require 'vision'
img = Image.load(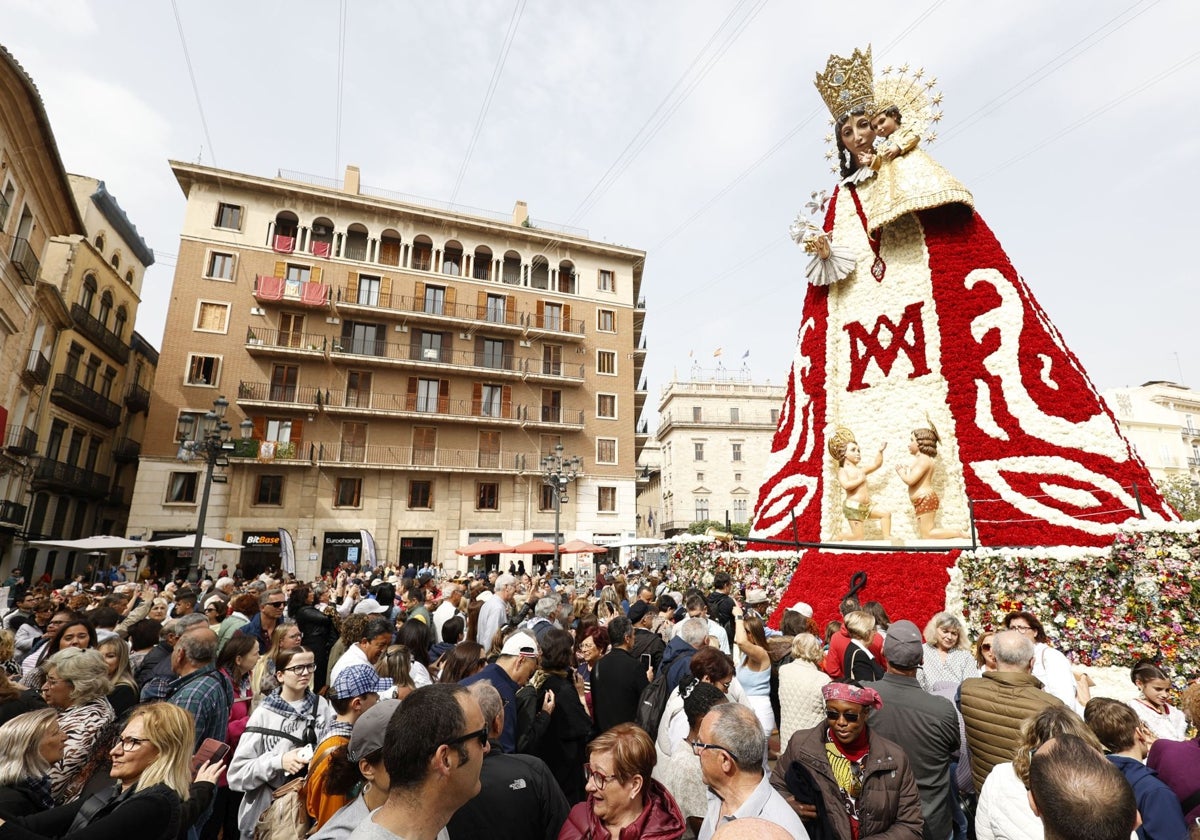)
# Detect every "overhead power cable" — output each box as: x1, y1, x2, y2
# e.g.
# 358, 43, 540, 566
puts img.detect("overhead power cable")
449, 0, 527, 205
170, 0, 217, 167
